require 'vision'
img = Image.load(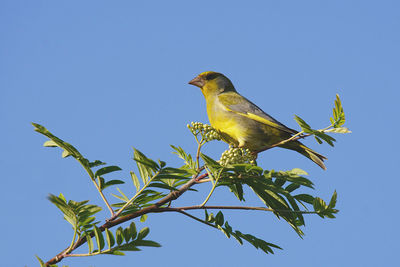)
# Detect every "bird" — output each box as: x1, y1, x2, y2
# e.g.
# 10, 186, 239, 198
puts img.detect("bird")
188, 71, 327, 170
